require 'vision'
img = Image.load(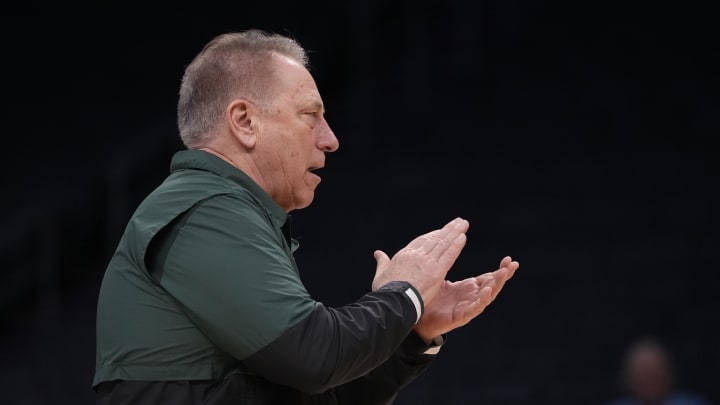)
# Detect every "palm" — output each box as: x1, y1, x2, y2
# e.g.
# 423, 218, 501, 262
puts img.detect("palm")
414, 257, 518, 343
415, 277, 491, 339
